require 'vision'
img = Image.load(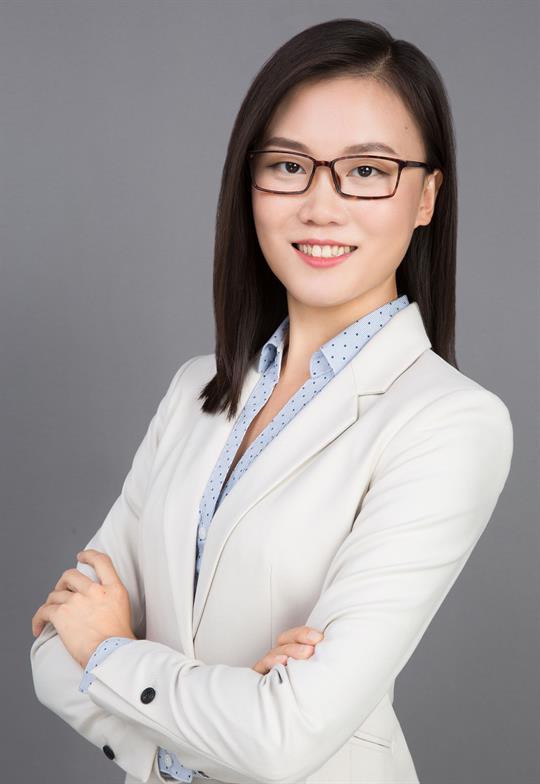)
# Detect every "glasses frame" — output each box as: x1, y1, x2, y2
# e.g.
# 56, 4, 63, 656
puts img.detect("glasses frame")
247, 148, 435, 199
